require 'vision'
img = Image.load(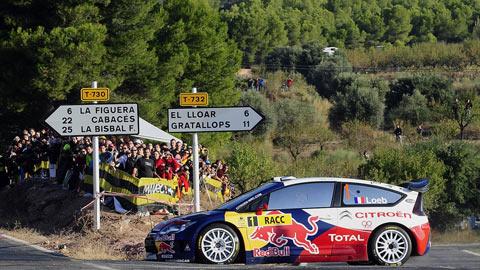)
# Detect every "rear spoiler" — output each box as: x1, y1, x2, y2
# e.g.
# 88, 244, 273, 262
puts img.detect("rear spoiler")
400, 178, 429, 193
